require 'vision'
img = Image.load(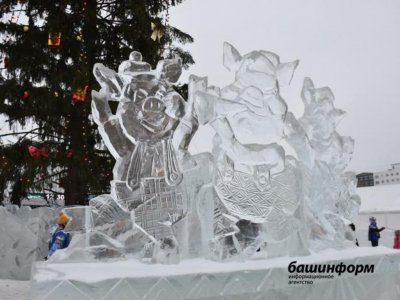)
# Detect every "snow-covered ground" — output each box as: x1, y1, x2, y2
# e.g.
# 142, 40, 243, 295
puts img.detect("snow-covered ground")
0, 280, 30, 300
